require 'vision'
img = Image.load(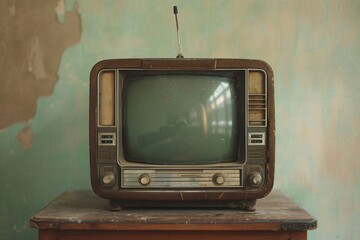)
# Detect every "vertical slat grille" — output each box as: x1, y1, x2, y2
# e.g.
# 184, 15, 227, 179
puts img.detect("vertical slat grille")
97, 146, 117, 163
248, 71, 267, 127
